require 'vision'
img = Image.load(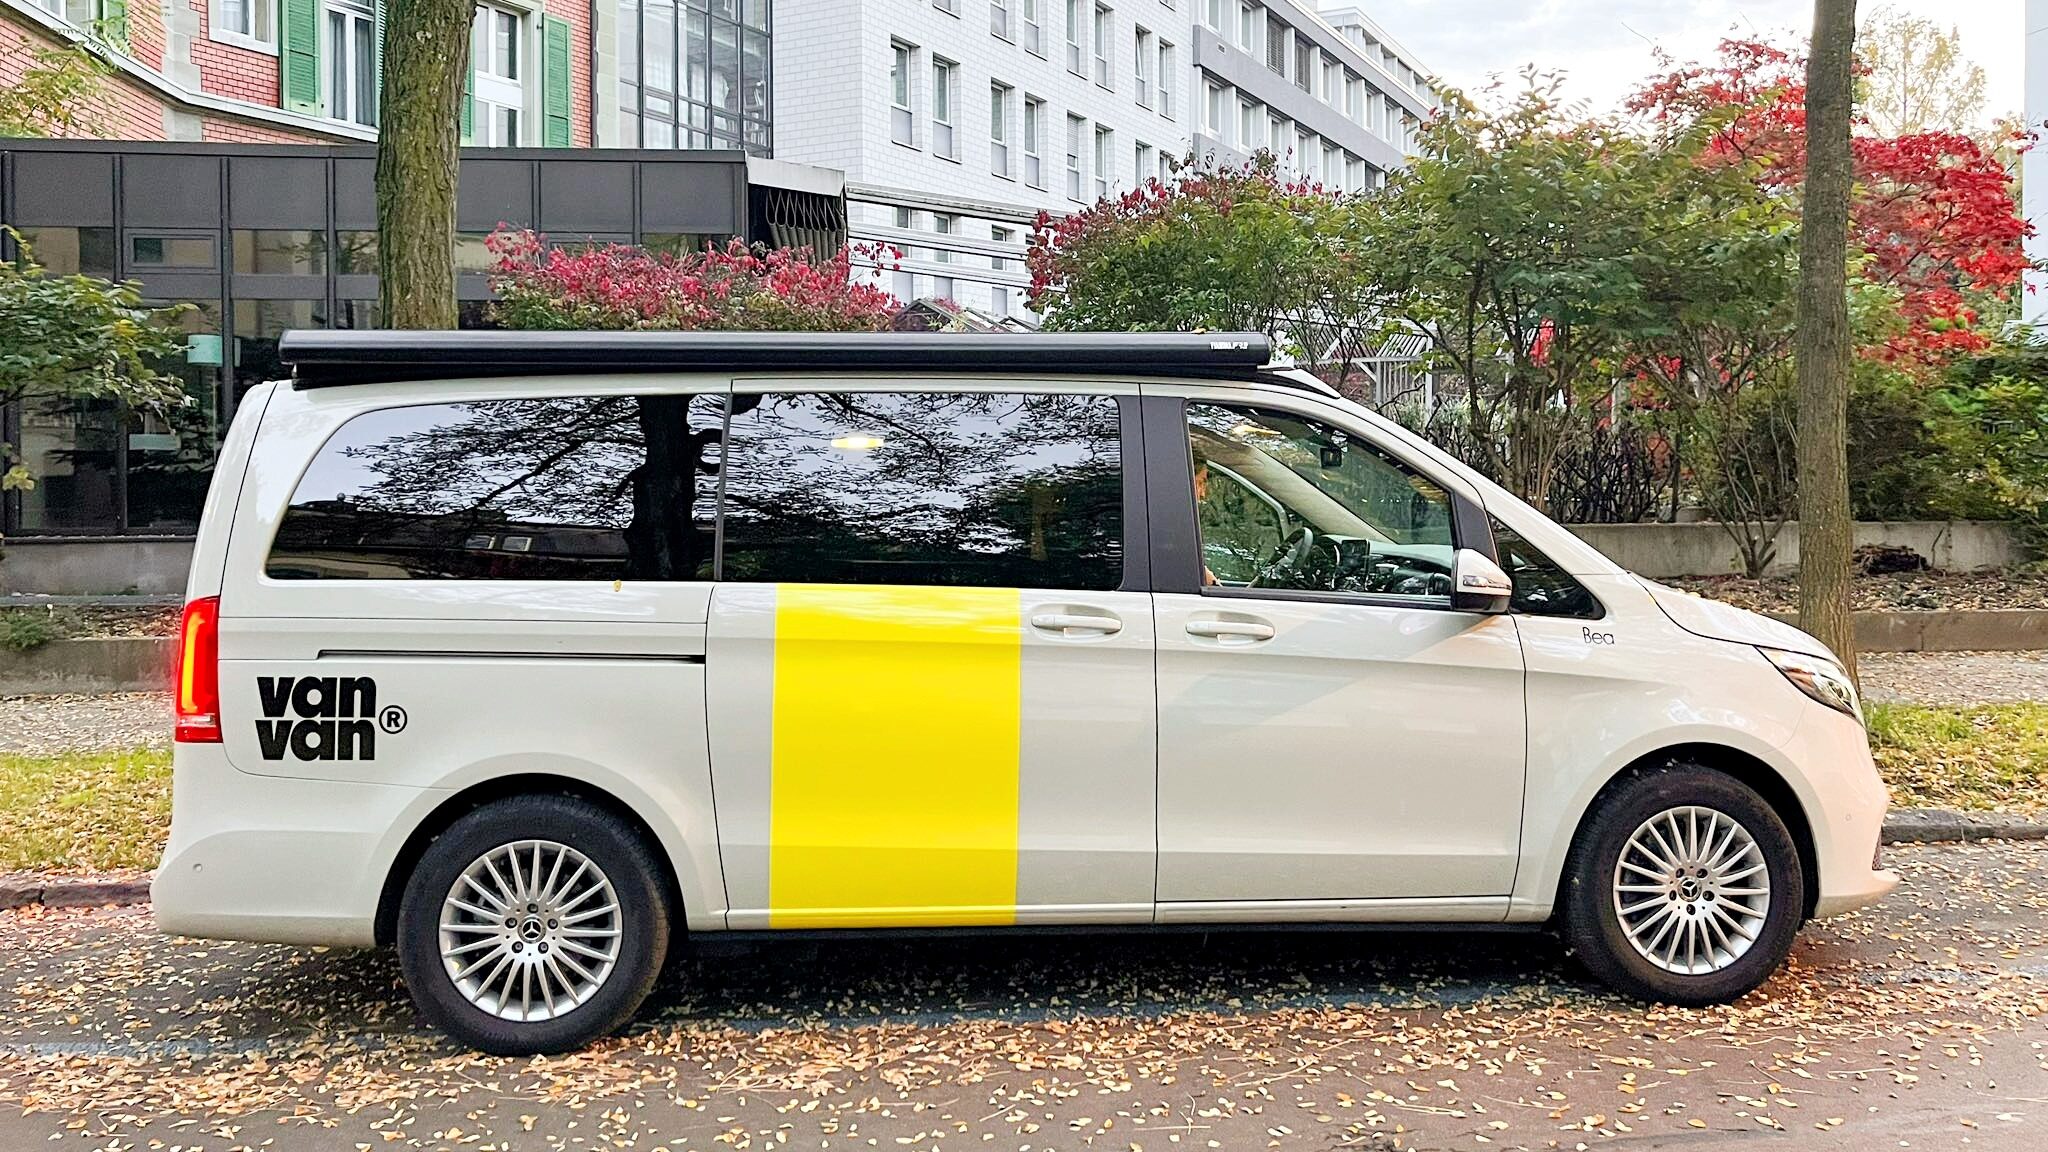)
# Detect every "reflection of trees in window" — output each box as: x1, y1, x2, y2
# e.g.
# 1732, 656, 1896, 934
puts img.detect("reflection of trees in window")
719, 392, 1123, 590
268, 395, 721, 580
